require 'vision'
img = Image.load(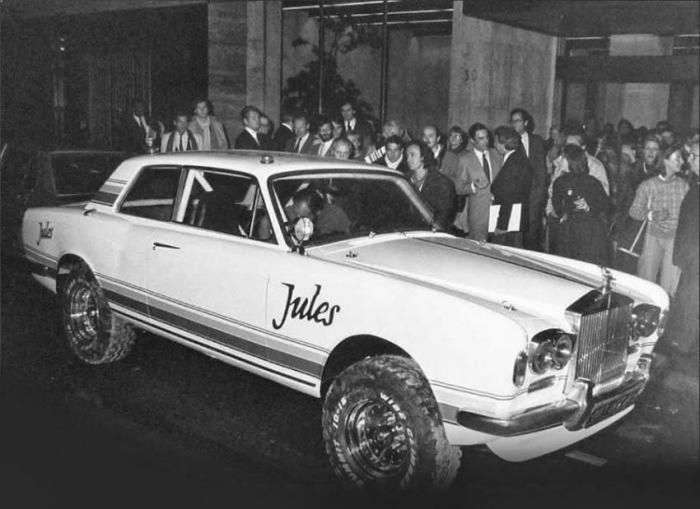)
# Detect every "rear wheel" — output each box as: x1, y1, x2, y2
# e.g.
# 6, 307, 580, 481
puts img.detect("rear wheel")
322, 355, 461, 491
60, 263, 135, 364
